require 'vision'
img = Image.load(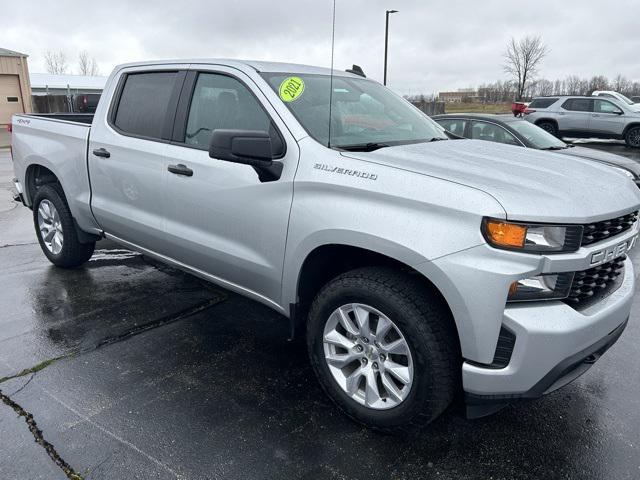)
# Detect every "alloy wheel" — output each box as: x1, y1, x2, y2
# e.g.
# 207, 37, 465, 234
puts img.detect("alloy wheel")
323, 303, 414, 410
37, 199, 64, 254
